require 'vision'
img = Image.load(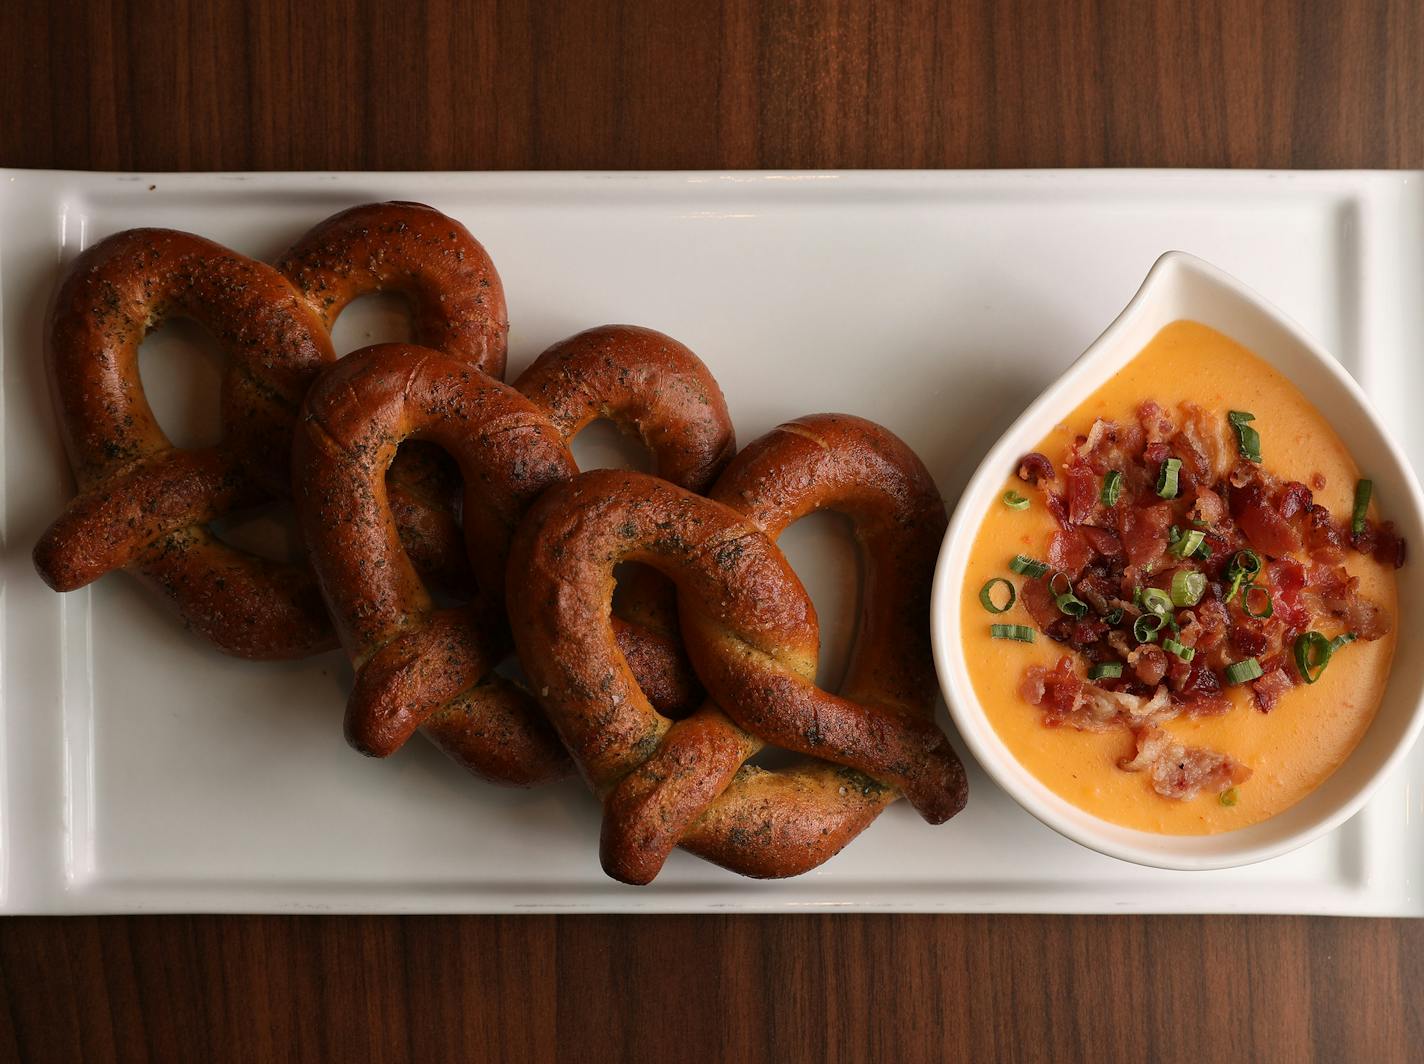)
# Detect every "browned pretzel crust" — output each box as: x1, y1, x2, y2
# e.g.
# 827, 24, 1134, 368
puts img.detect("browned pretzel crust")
293, 343, 574, 785
508, 418, 965, 883
33, 229, 337, 659
277, 201, 508, 376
